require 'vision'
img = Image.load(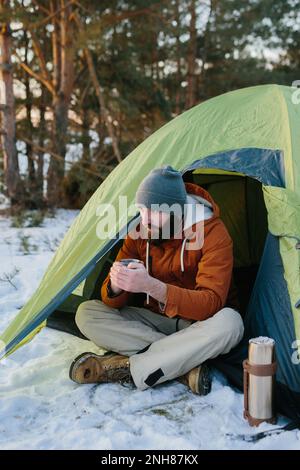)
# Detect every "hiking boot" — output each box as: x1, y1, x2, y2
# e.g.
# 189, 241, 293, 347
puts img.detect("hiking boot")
177, 363, 212, 395
69, 352, 133, 385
